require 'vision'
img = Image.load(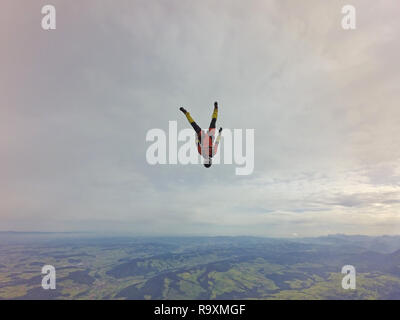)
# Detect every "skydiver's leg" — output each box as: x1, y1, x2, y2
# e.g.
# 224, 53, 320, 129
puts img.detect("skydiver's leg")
208, 102, 218, 135
180, 107, 201, 135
